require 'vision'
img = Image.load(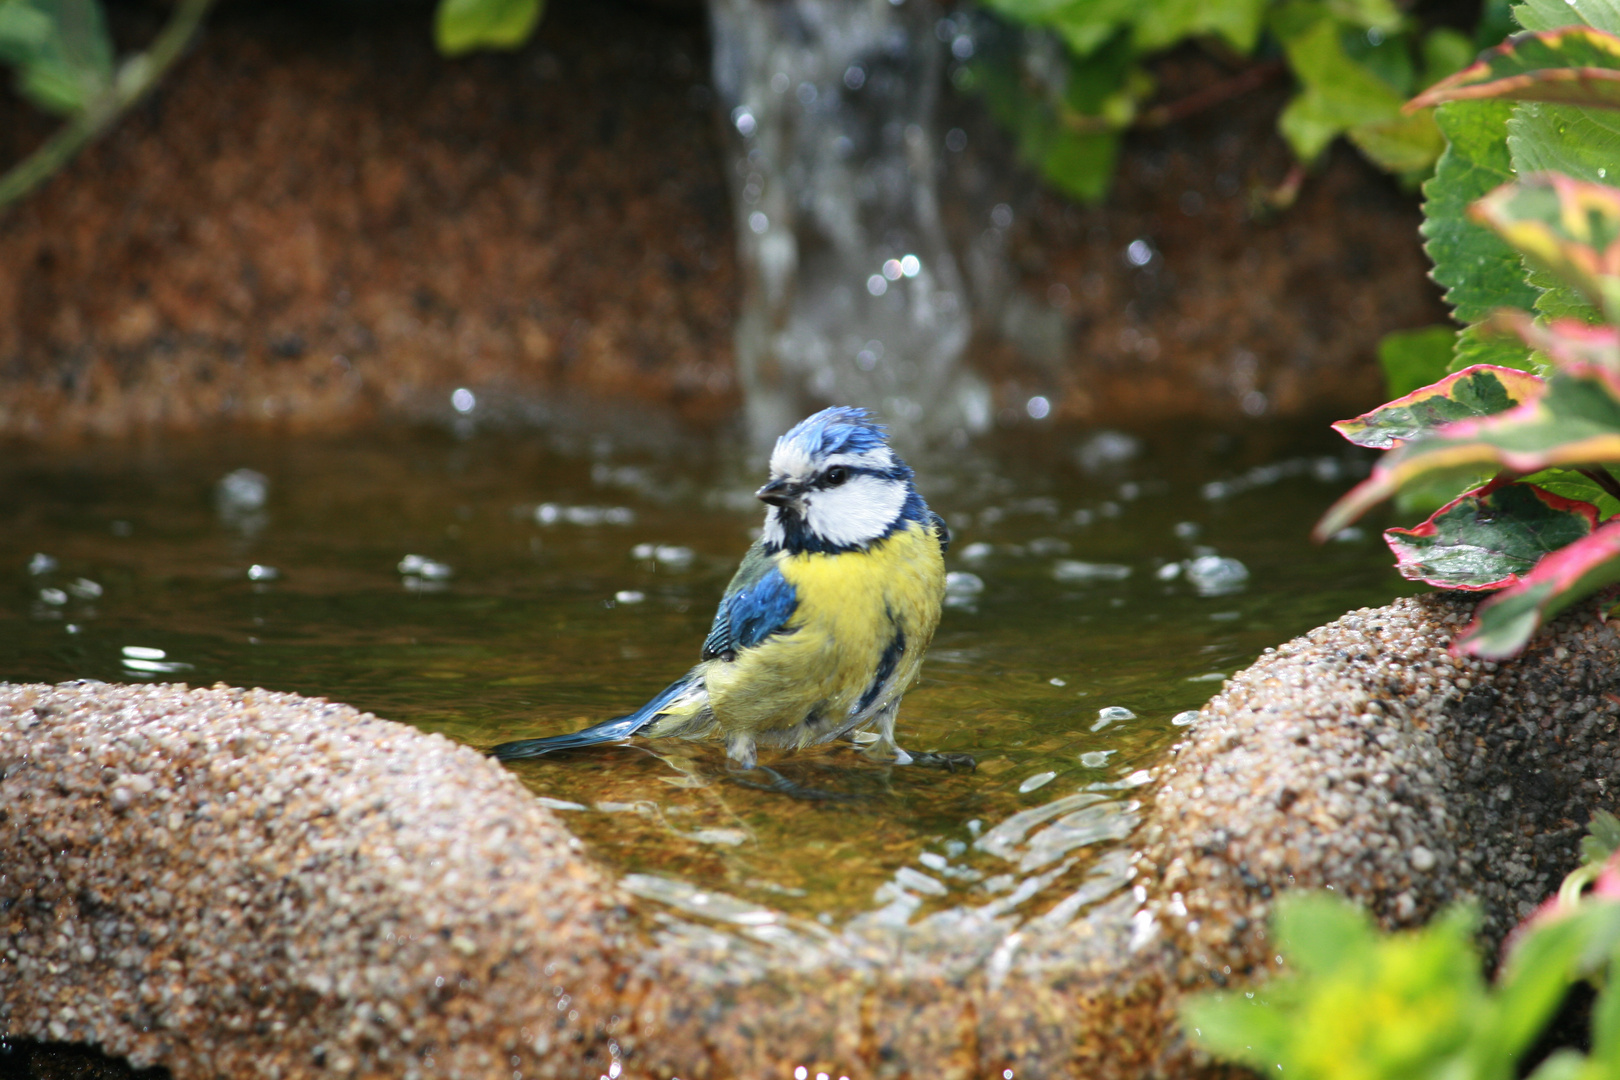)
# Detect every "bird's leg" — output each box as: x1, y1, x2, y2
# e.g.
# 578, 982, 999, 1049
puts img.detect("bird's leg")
857, 703, 975, 771
724, 732, 758, 769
